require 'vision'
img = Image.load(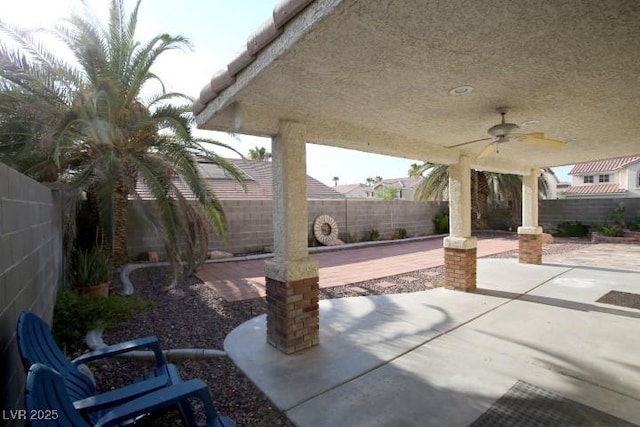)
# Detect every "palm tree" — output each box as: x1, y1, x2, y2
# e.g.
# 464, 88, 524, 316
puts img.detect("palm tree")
332, 176, 339, 186
365, 177, 374, 186
248, 146, 271, 161
0, 0, 244, 277
413, 162, 550, 230
408, 163, 422, 177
